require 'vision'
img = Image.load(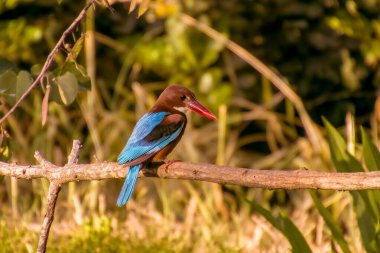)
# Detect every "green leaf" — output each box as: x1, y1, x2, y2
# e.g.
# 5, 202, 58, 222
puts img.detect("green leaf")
352, 192, 380, 253
360, 127, 380, 236
309, 191, 351, 253
200, 39, 224, 68
49, 77, 63, 105
54, 72, 78, 105
322, 117, 363, 172
361, 127, 380, 171
208, 83, 233, 107
0, 58, 17, 74
323, 118, 380, 215
323, 118, 380, 252
0, 70, 16, 95
67, 36, 84, 62
251, 201, 312, 253
31, 64, 42, 76
16, 70, 33, 100
59, 62, 91, 90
